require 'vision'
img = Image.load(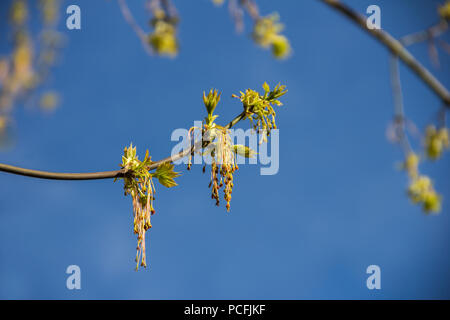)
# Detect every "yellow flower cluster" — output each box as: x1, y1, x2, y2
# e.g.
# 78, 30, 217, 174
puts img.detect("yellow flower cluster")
402, 152, 419, 179
1, 0, 63, 140
424, 125, 449, 160
439, 1, 450, 20
0, 35, 35, 113
232, 82, 287, 143
252, 14, 291, 59
407, 176, 441, 213
148, 10, 179, 57
402, 153, 441, 213
191, 89, 245, 211
9, 0, 27, 26
201, 90, 238, 211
